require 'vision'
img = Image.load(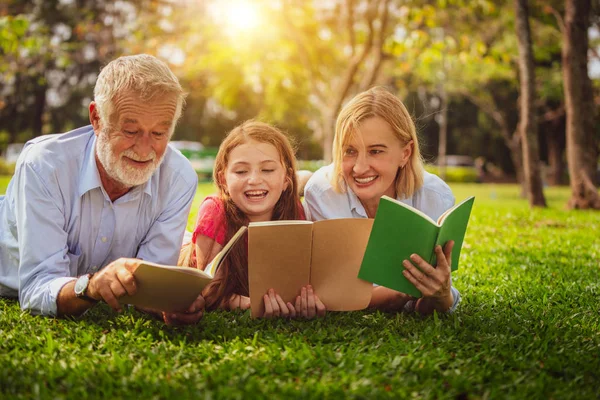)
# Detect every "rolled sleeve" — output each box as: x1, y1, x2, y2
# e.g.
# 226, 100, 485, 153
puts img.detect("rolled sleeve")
14, 163, 74, 316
